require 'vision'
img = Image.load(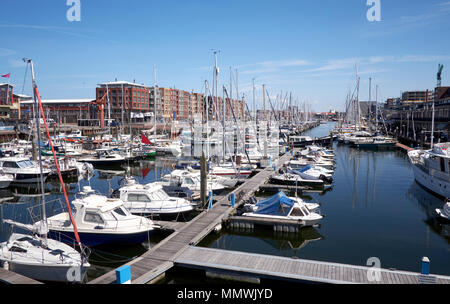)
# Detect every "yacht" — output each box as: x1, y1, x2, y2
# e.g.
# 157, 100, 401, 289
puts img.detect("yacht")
0, 233, 90, 283
408, 143, 450, 199
0, 157, 51, 183
112, 178, 196, 217
242, 191, 323, 227
41, 187, 156, 247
